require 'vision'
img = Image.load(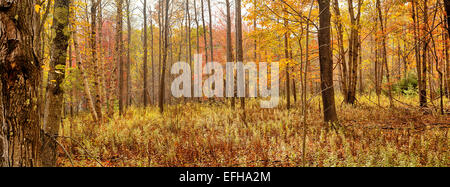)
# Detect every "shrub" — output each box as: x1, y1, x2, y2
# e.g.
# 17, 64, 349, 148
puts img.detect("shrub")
393, 73, 418, 96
